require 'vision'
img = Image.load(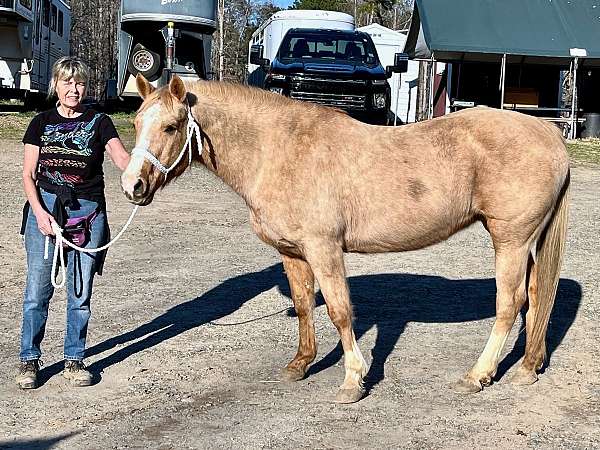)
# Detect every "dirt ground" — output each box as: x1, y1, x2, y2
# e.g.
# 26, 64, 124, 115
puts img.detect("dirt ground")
0, 137, 599, 450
